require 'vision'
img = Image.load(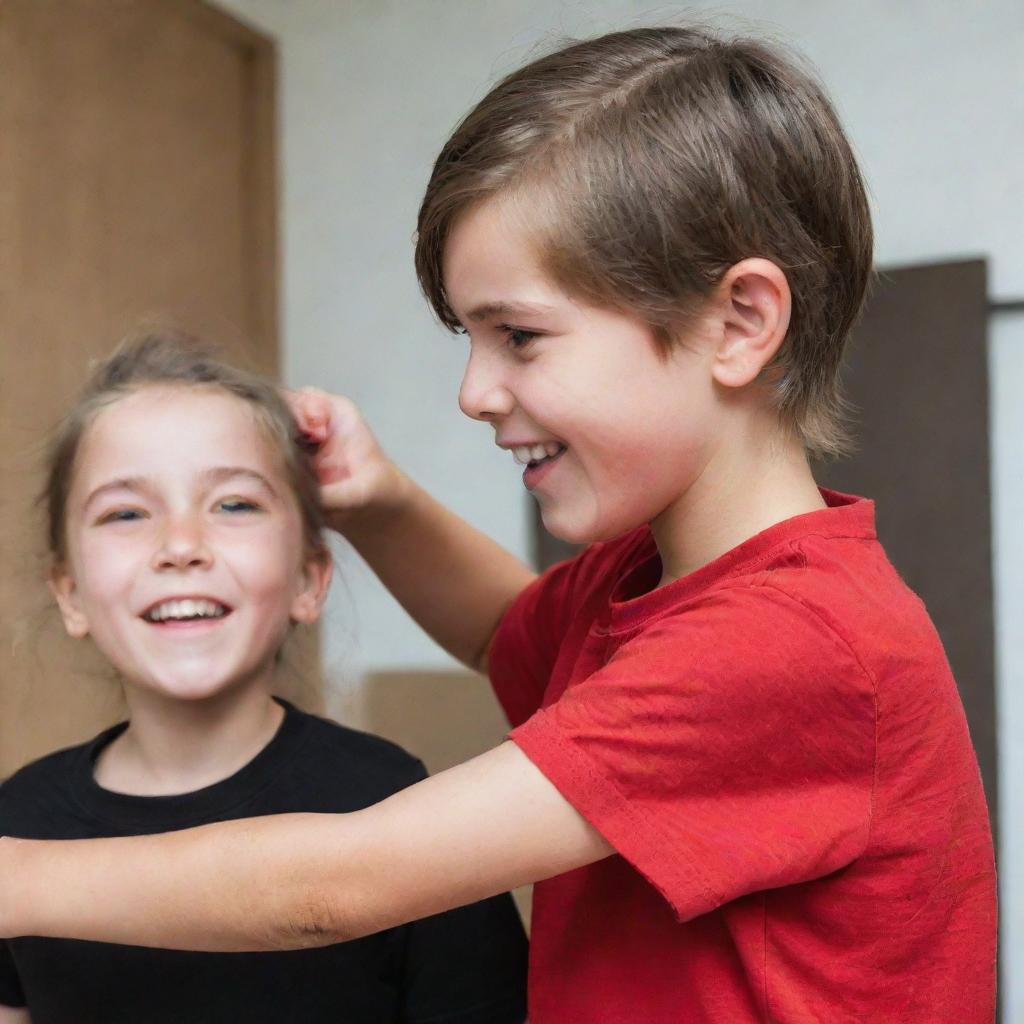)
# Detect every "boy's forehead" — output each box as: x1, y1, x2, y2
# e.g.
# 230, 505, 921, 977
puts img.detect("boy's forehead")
443, 198, 563, 317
